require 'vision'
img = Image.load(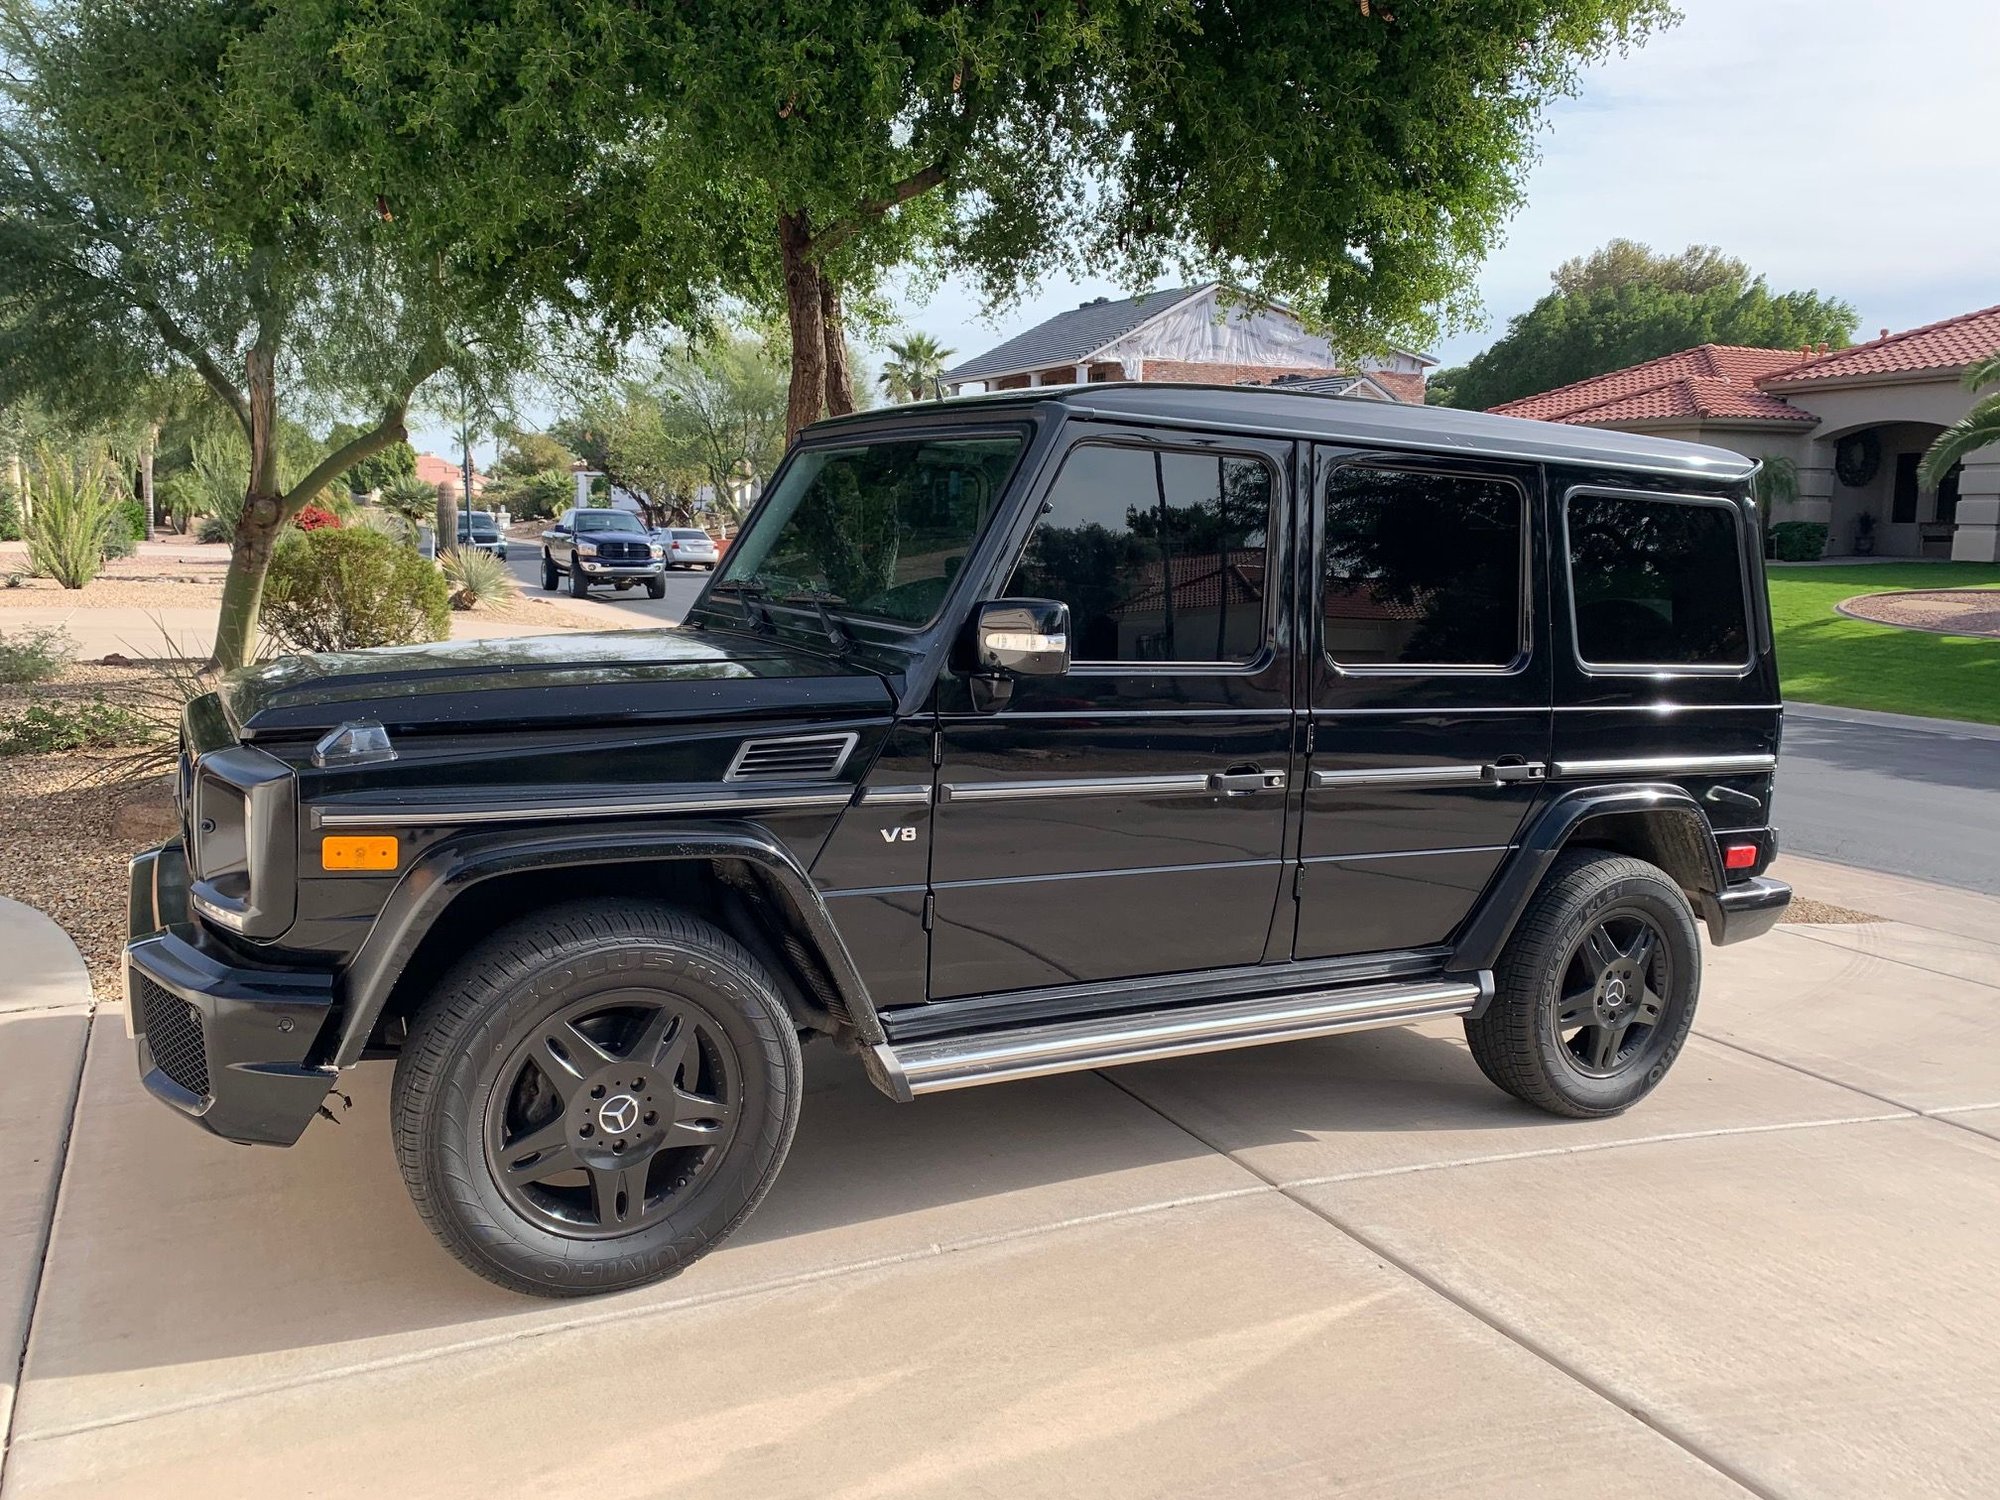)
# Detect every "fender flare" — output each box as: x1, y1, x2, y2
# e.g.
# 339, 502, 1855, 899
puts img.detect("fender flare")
328, 820, 882, 1067
1450, 783, 1724, 976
